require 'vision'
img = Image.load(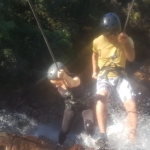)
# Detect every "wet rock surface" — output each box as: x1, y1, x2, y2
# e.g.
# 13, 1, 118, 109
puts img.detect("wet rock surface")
0, 133, 93, 150
0, 133, 55, 150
